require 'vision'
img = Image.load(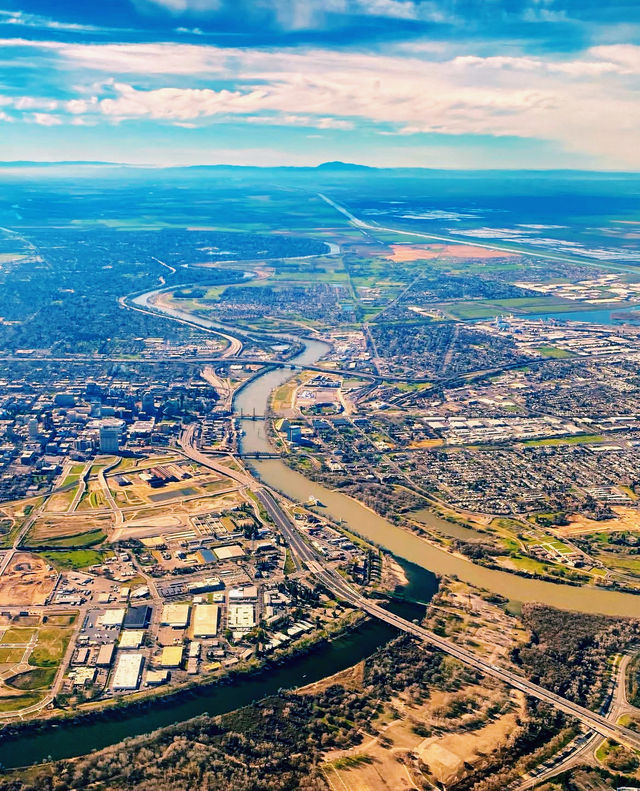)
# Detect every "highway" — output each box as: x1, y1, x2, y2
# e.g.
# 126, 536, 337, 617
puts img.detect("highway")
514, 653, 636, 789
135, 277, 640, 755
178, 424, 256, 489
119, 292, 244, 358
256, 486, 640, 753
317, 193, 637, 271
